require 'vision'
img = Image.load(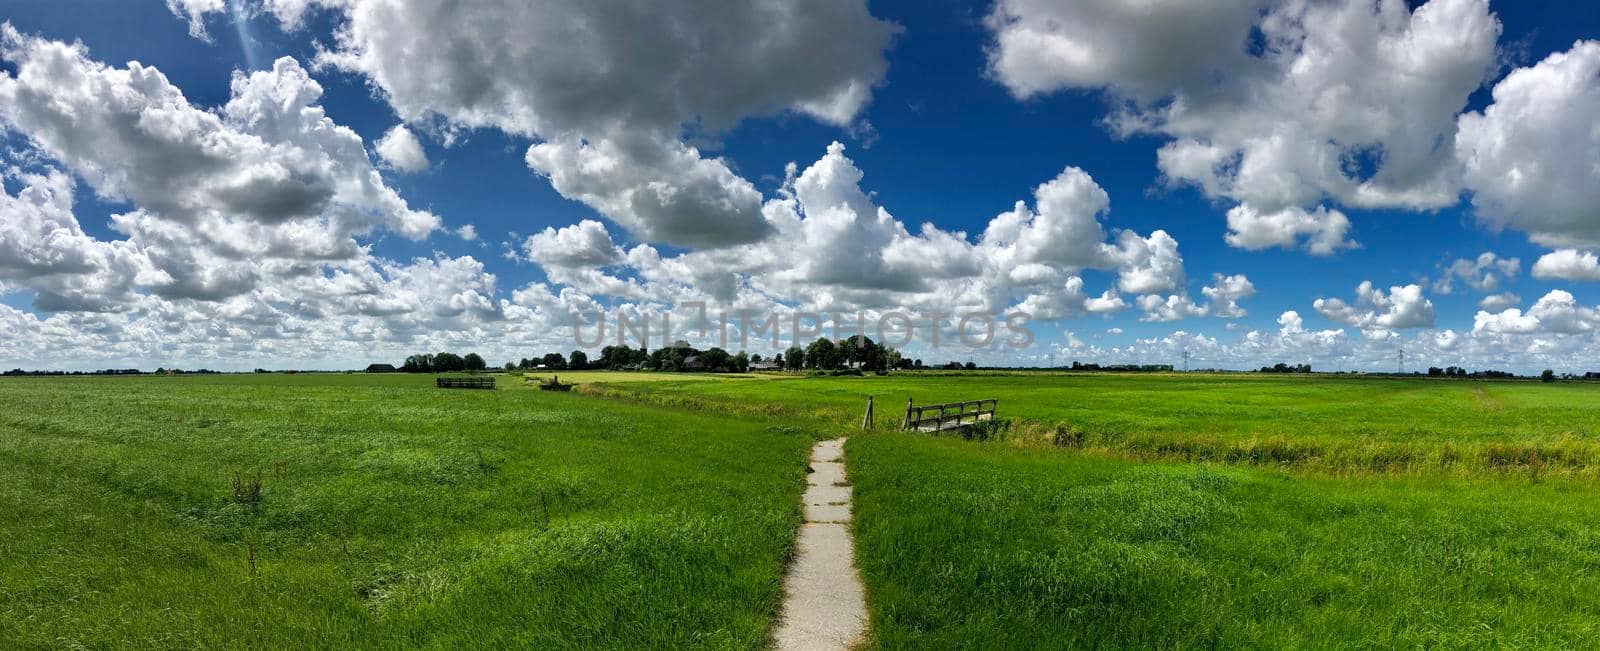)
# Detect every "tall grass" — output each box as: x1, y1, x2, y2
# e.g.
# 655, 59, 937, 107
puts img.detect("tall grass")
0, 374, 822, 647
847, 434, 1600, 648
